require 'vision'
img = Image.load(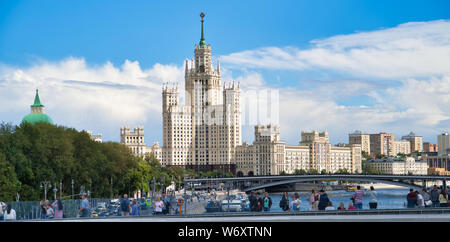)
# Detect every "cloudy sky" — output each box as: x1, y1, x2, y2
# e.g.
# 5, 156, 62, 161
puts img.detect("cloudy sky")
1, 0, 449, 145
